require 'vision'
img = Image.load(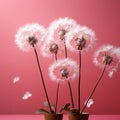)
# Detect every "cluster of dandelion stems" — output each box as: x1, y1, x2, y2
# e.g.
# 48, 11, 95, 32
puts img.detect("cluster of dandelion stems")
29, 31, 113, 114
55, 32, 113, 114
54, 30, 75, 113
51, 31, 75, 113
